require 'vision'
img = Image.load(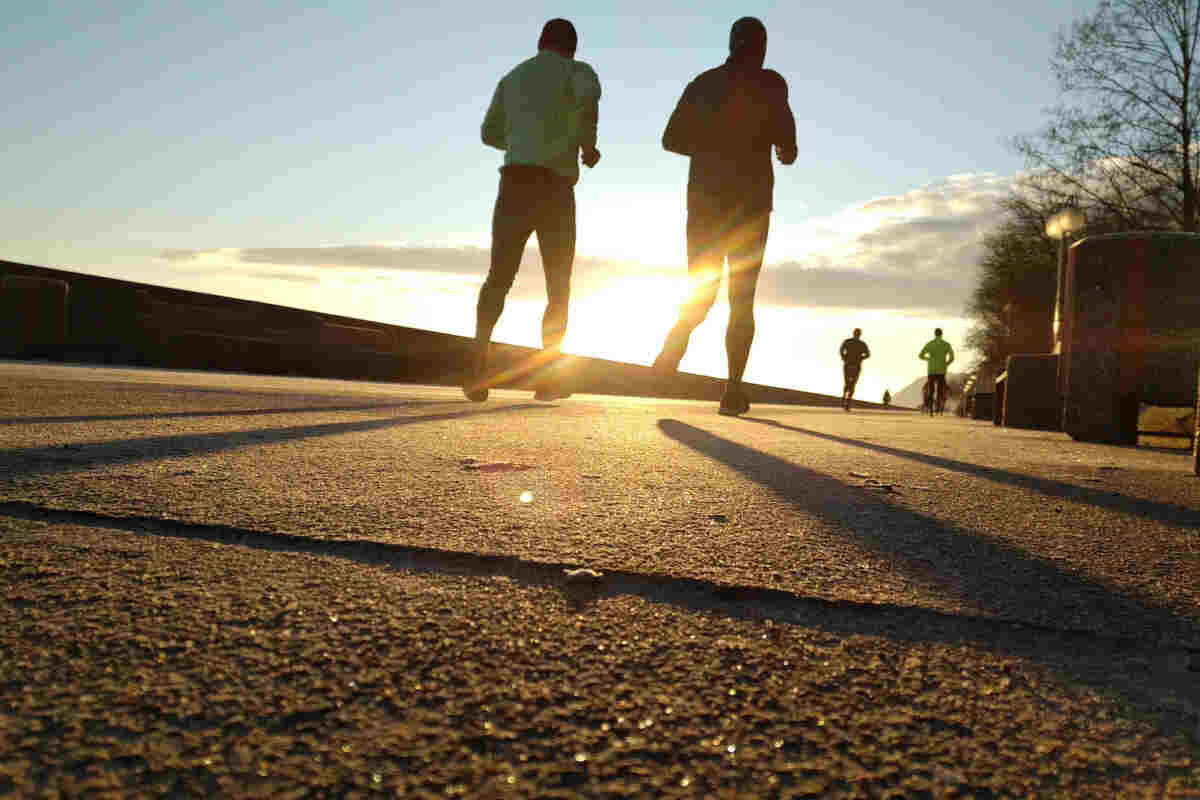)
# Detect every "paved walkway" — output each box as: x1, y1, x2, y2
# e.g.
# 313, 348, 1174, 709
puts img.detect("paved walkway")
2, 361, 1199, 797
